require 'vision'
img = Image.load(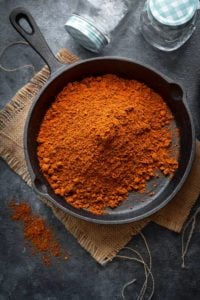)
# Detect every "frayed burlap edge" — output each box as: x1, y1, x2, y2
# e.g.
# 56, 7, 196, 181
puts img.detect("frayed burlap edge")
1, 48, 200, 265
